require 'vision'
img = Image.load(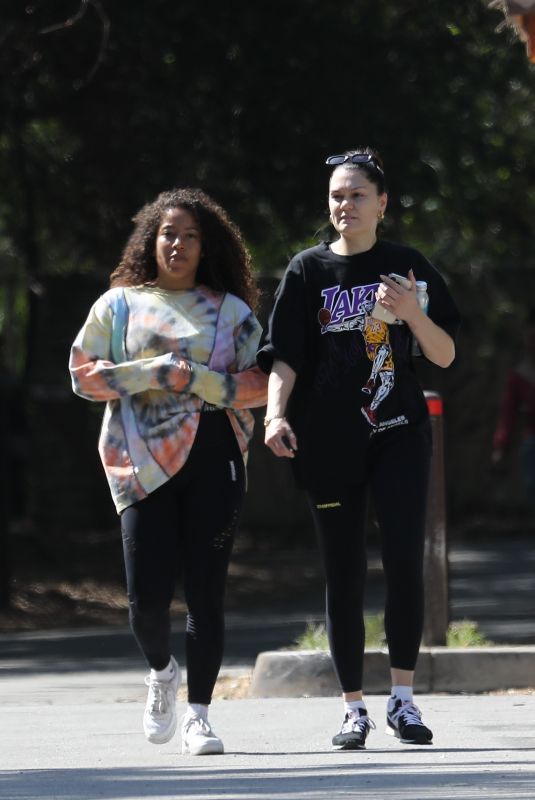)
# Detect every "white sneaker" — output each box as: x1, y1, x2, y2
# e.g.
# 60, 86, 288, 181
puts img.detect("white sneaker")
181, 712, 224, 755
143, 656, 181, 744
